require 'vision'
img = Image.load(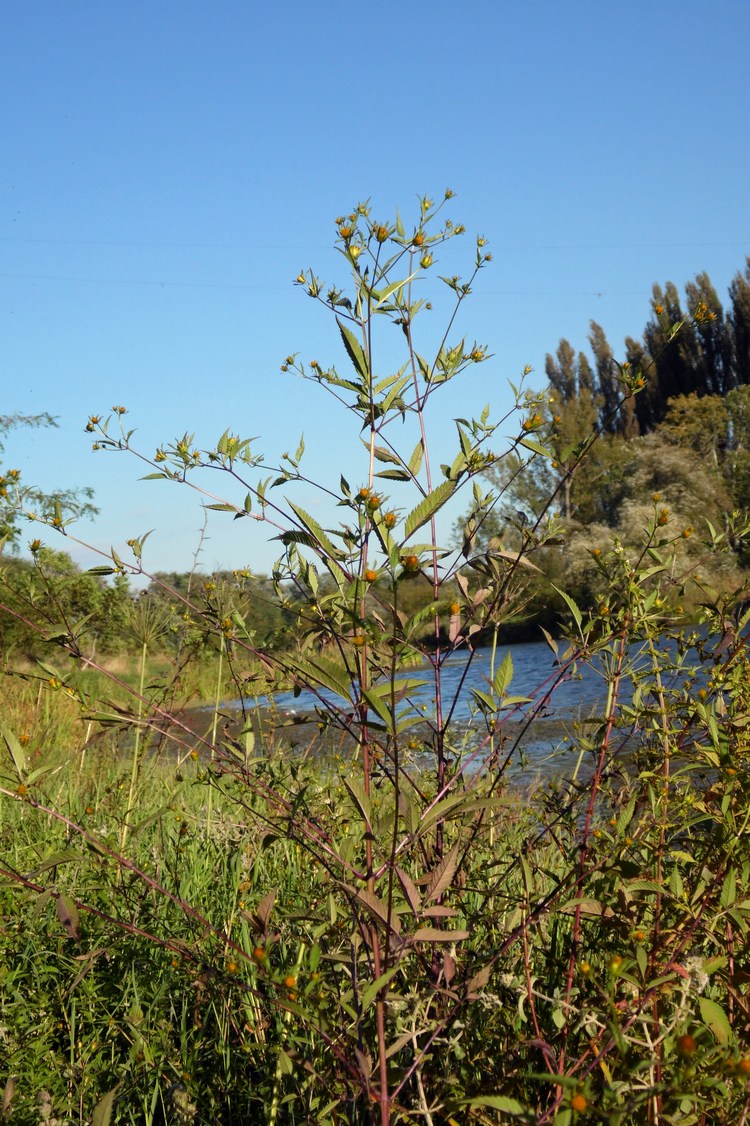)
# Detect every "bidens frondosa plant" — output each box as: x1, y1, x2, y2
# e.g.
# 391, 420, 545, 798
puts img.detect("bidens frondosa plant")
3, 195, 750, 1124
